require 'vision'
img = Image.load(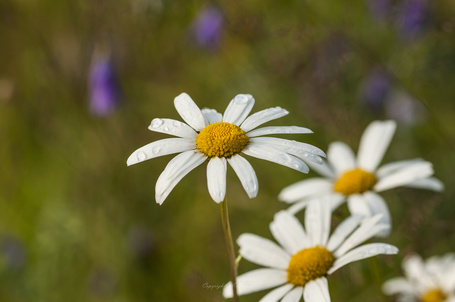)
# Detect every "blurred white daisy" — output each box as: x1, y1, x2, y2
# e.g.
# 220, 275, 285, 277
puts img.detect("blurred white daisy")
279, 120, 443, 236
223, 198, 398, 301
127, 93, 325, 204
383, 253, 455, 302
